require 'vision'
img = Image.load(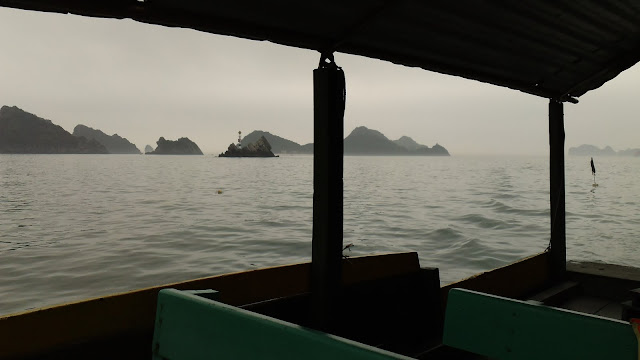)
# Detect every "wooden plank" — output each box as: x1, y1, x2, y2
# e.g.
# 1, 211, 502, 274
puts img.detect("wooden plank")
153, 289, 414, 360
596, 302, 622, 320
568, 261, 640, 282
567, 261, 640, 301
441, 252, 552, 306
343, 251, 420, 286
443, 288, 637, 360
560, 296, 611, 315
527, 281, 580, 305
0, 252, 420, 360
